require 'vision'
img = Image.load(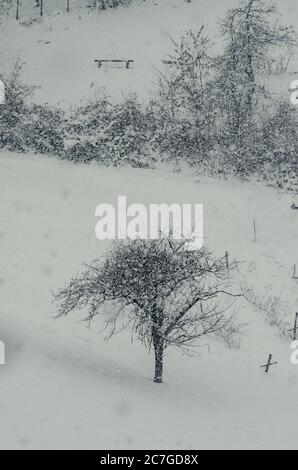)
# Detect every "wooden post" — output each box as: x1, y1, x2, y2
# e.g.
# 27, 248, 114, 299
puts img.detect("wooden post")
293, 264, 297, 279
225, 251, 229, 269
265, 354, 272, 373
66, 0, 70, 13
253, 218, 257, 242
294, 313, 298, 341
288, 312, 298, 340
16, 0, 20, 20
40, 0, 43, 16
260, 353, 278, 373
